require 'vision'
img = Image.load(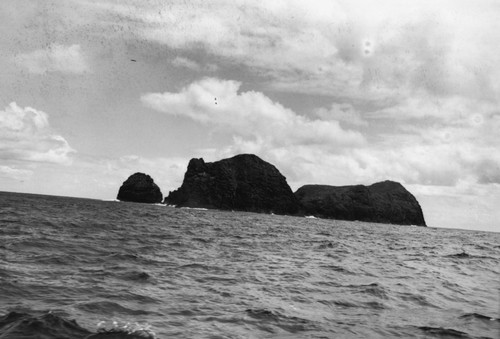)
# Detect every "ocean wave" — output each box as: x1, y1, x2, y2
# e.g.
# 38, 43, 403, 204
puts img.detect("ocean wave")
399, 293, 441, 308
363, 301, 387, 310
459, 313, 500, 322
329, 300, 358, 308
2, 191, 500, 338
329, 299, 387, 310
190, 237, 213, 243
122, 270, 153, 282
176, 263, 221, 271
0, 312, 90, 339
179, 207, 208, 211
320, 264, 357, 275
446, 251, 472, 258
416, 326, 479, 338
318, 241, 335, 249
76, 301, 161, 316
244, 308, 317, 333
25, 253, 78, 266
348, 283, 389, 299
106, 252, 141, 261
445, 251, 497, 260
0, 311, 154, 339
